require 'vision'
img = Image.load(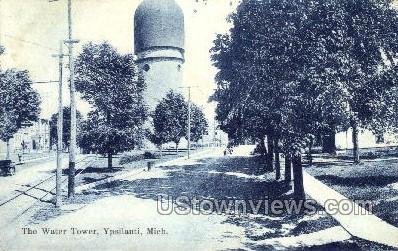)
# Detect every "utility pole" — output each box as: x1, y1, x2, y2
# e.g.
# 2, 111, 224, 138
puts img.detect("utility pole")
49, 0, 78, 198
67, 0, 76, 199
52, 41, 66, 208
179, 86, 198, 159
187, 87, 191, 159
65, 0, 79, 198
